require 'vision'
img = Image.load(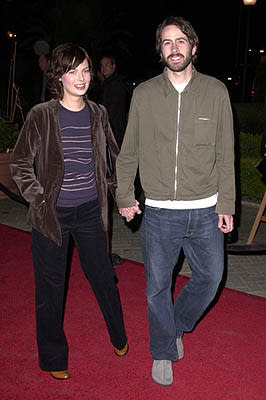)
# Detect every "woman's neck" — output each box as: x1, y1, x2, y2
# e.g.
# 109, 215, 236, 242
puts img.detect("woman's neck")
59, 96, 85, 112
